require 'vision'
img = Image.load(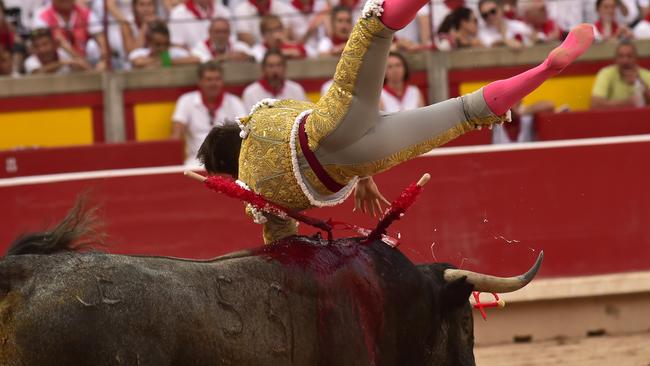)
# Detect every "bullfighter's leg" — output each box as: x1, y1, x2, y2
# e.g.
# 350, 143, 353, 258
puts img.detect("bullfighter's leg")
314, 24, 594, 179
